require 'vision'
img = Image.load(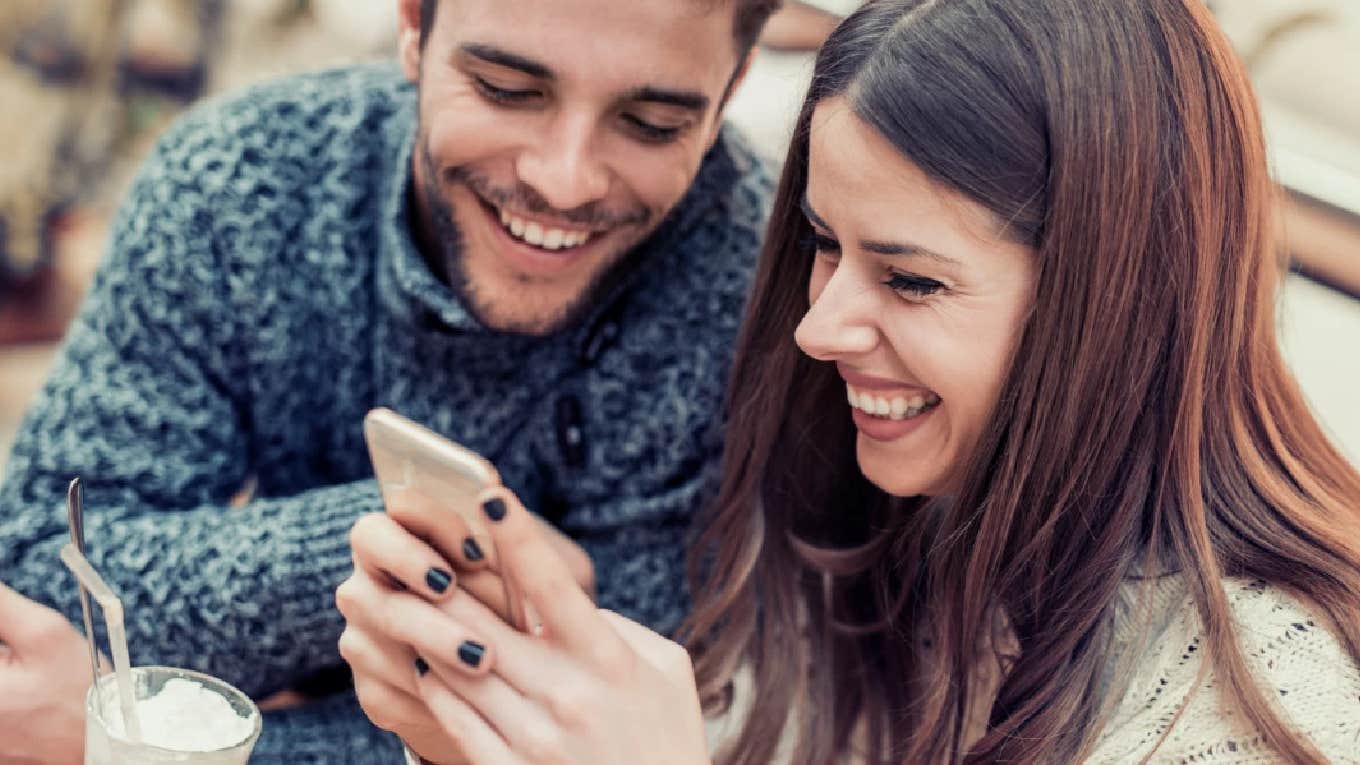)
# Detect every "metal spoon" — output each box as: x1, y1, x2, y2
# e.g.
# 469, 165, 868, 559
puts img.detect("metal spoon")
66, 477, 103, 702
